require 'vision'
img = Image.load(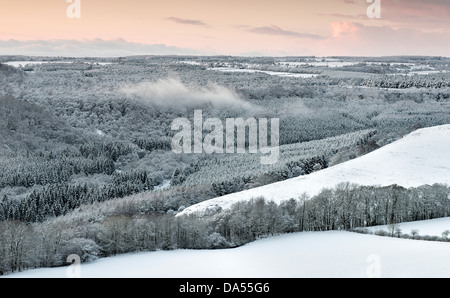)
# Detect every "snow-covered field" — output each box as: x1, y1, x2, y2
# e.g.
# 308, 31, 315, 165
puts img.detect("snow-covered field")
179, 125, 450, 217
367, 217, 450, 237
4, 61, 70, 67
407, 70, 447, 76
208, 67, 317, 78
4, 61, 112, 67
6, 225, 450, 278
279, 61, 356, 68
